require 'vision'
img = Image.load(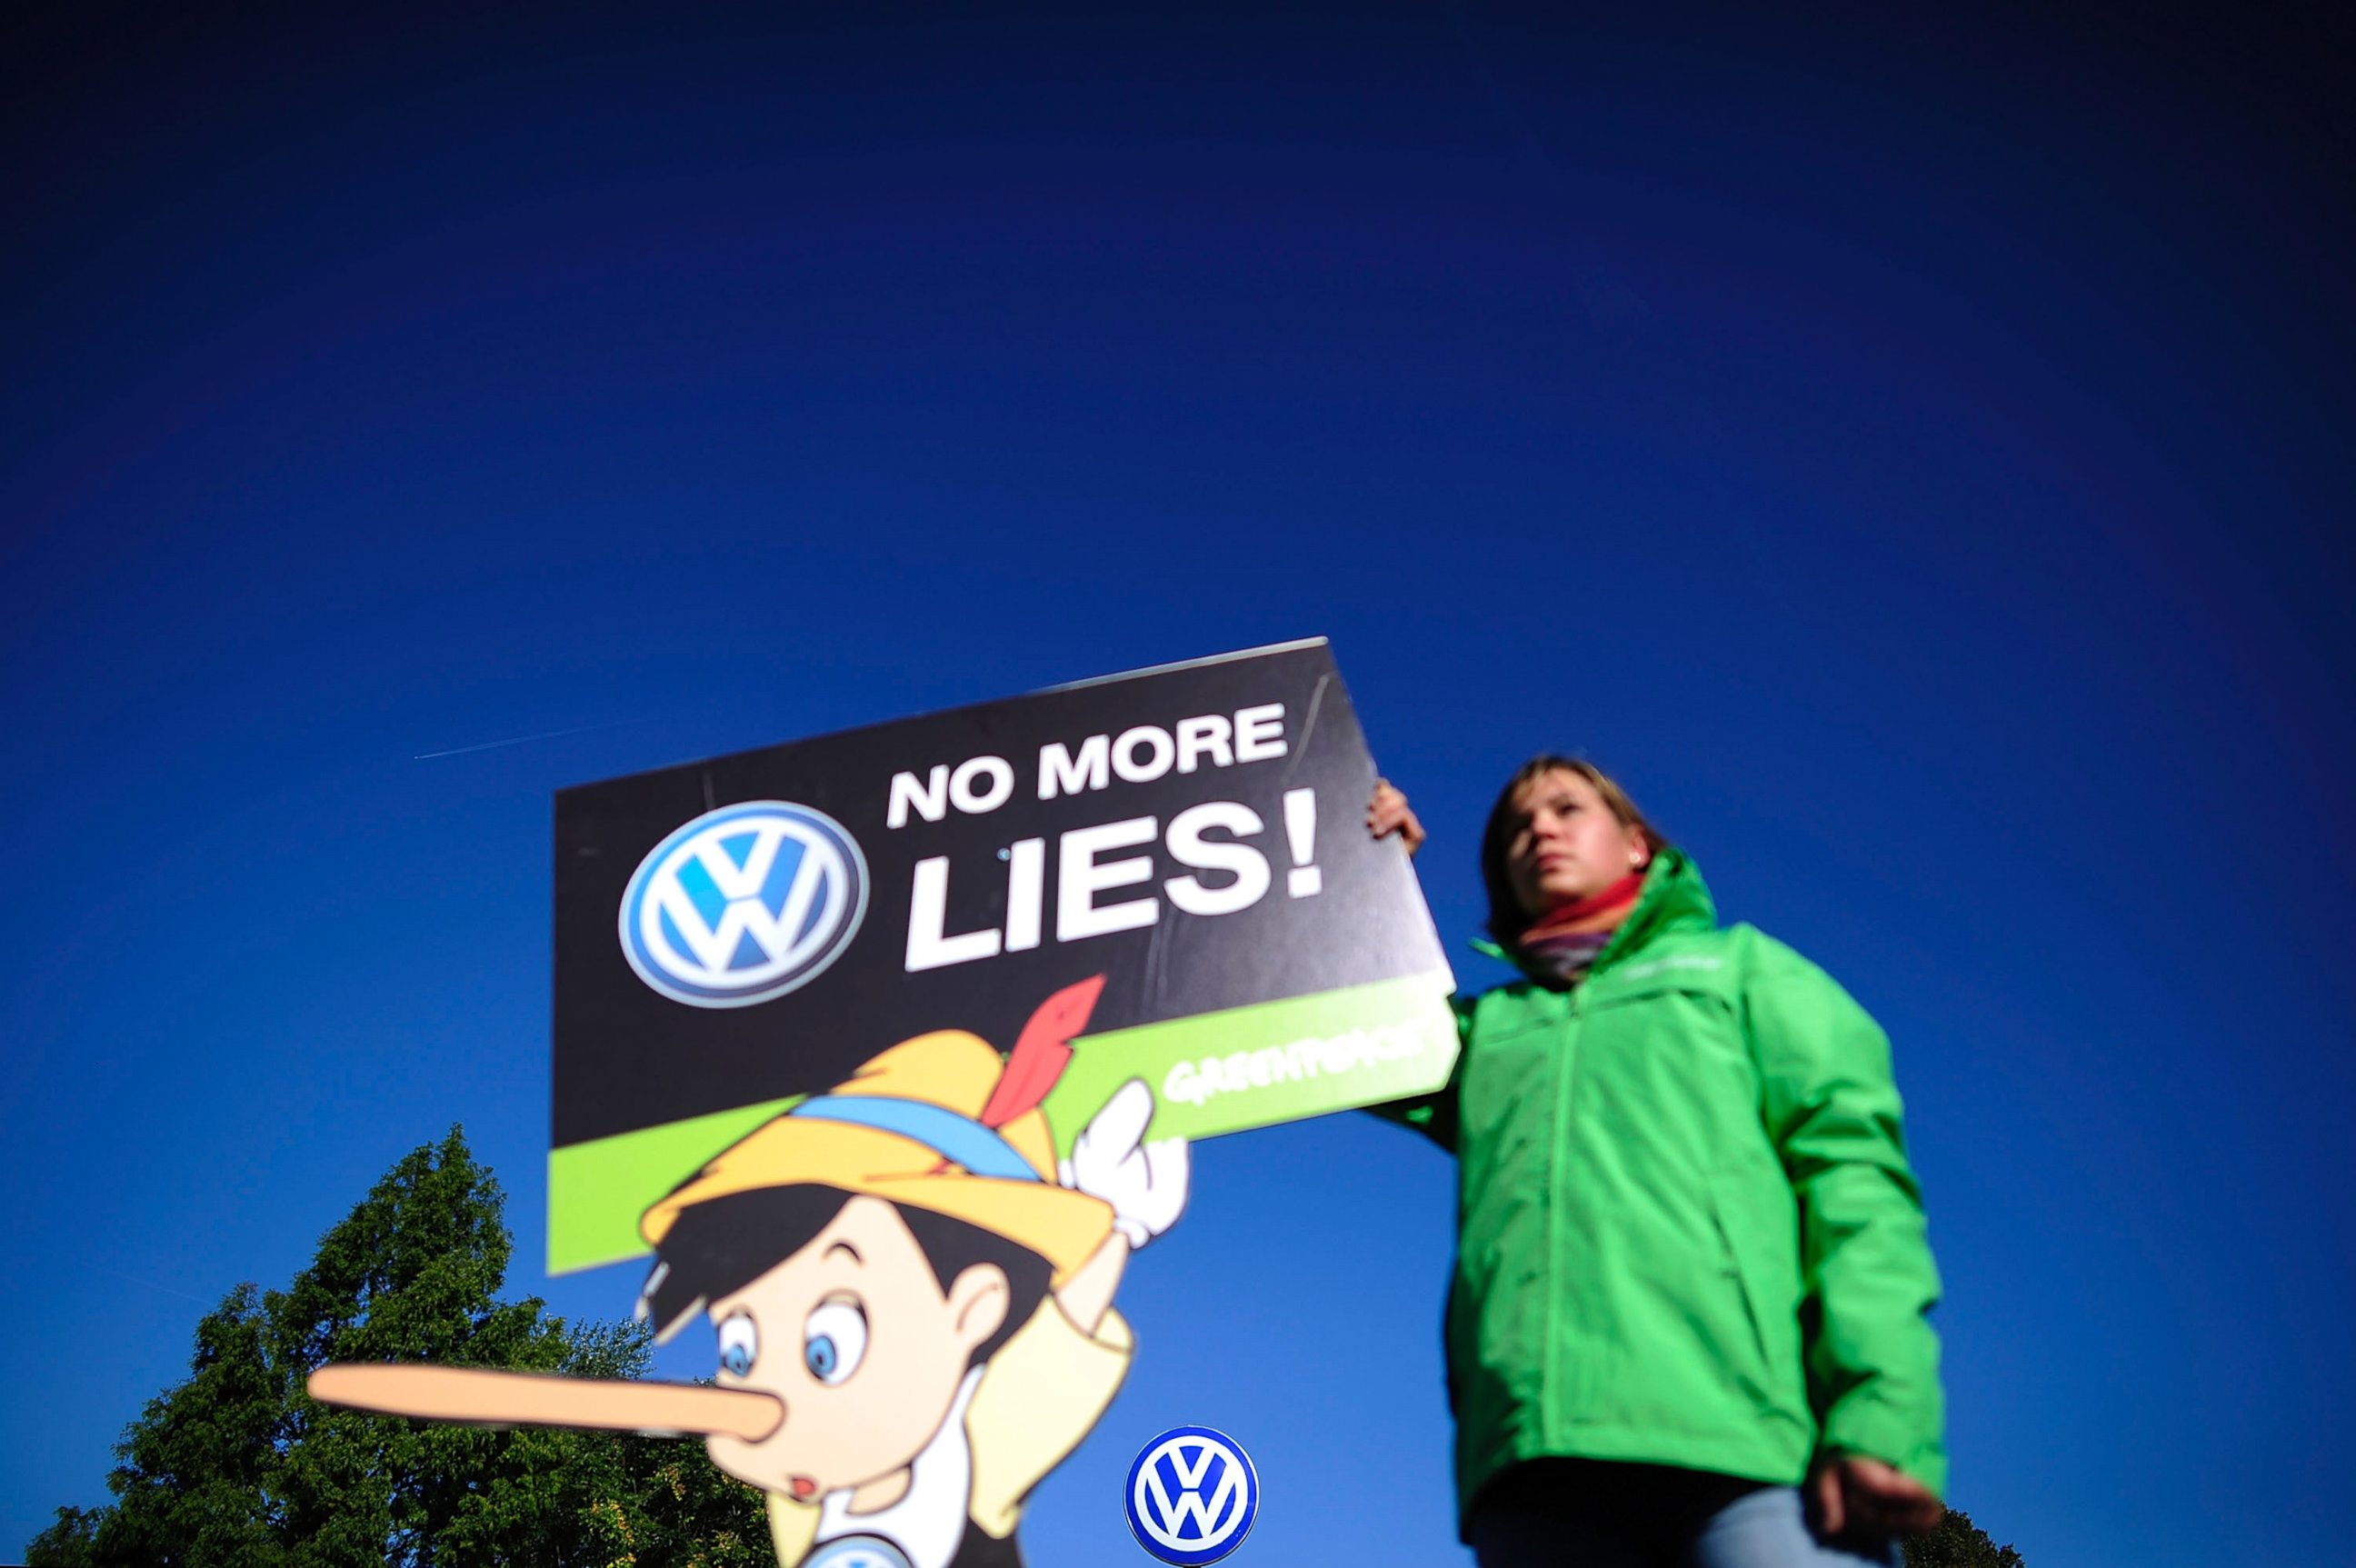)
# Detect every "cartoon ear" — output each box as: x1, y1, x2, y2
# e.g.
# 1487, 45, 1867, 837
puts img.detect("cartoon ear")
947, 1263, 1011, 1350
979, 974, 1105, 1128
